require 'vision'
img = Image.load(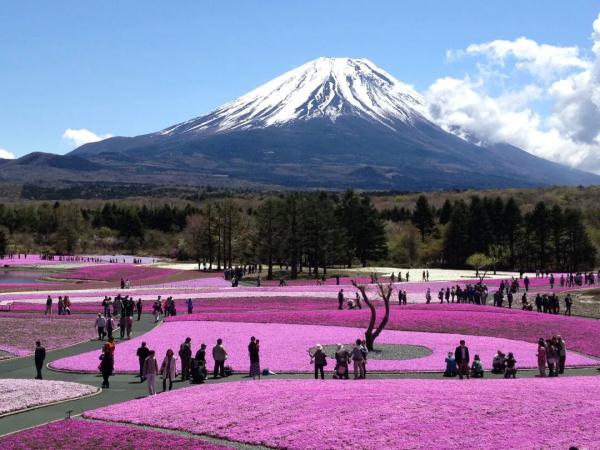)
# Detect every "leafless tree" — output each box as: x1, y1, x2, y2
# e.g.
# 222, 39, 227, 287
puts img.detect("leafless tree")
351, 276, 393, 351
